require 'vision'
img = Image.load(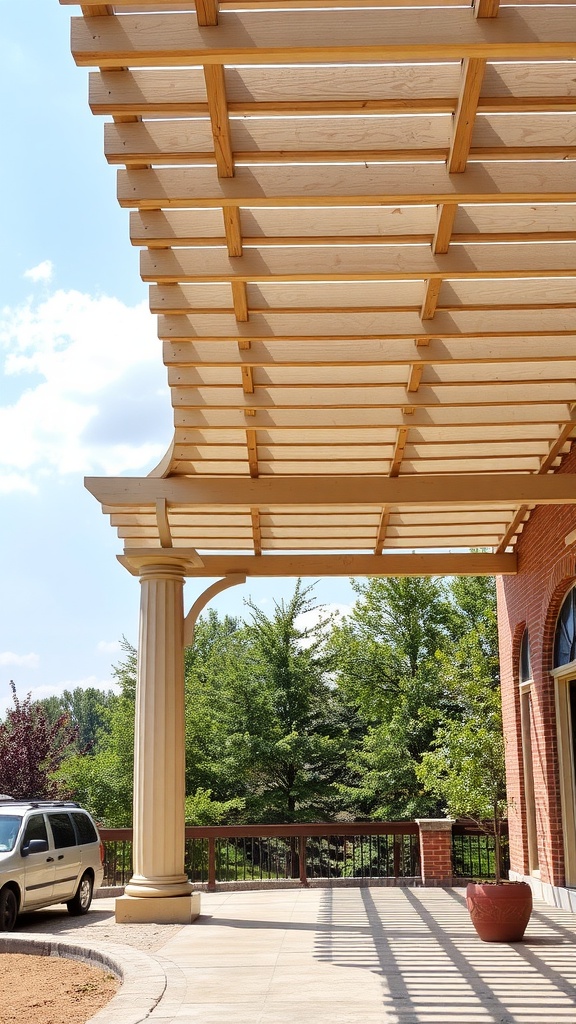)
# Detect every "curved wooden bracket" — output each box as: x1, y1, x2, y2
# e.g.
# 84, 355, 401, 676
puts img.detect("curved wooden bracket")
183, 574, 247, 646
